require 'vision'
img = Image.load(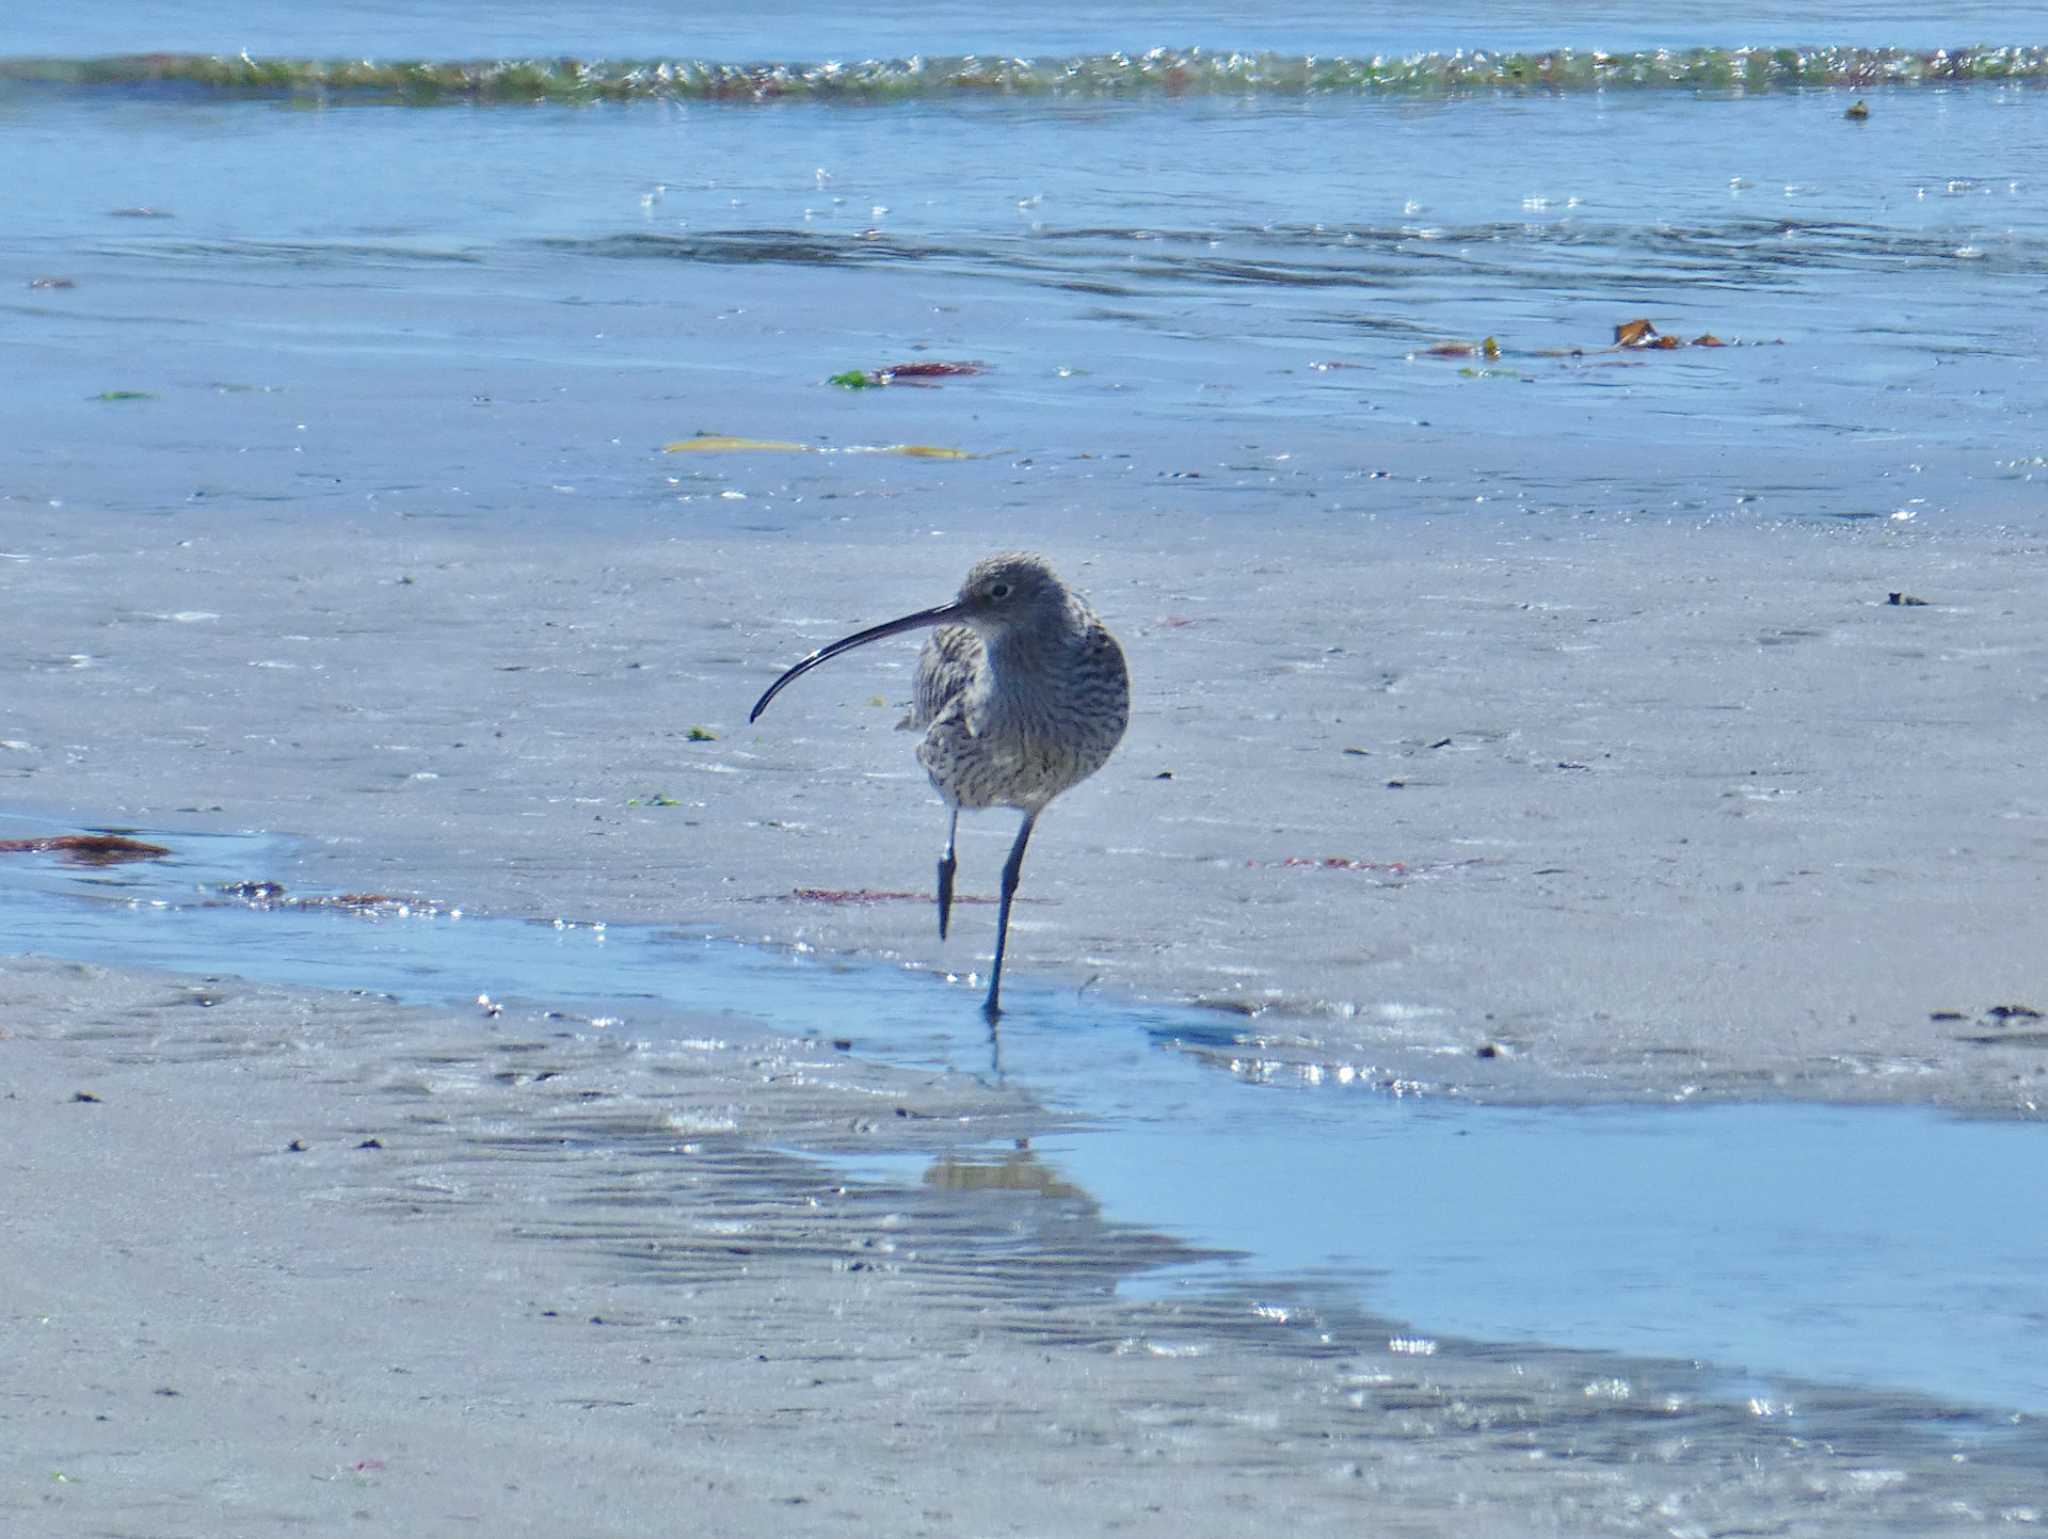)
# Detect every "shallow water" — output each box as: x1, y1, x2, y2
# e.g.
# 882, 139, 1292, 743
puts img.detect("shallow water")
9, 1, 2048, 61
8, 12, 2048, 539
5, 812, 2043, 1417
